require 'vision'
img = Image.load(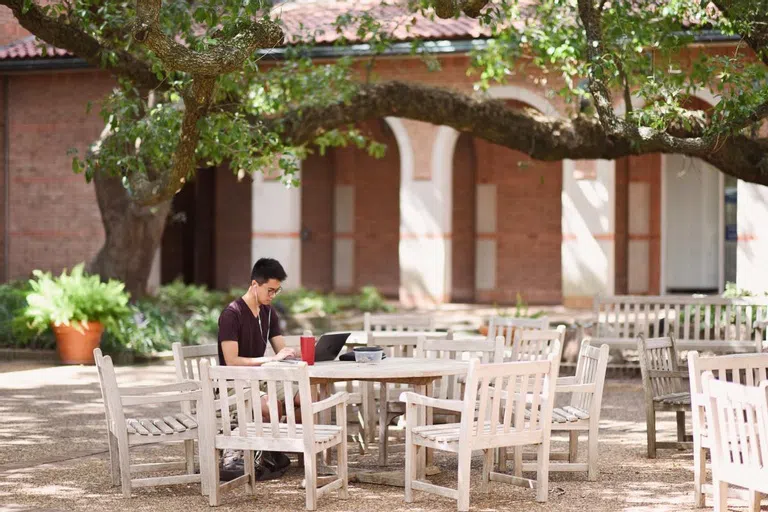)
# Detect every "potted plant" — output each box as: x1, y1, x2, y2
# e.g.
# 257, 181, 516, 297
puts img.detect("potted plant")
22, 263, 130, 364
